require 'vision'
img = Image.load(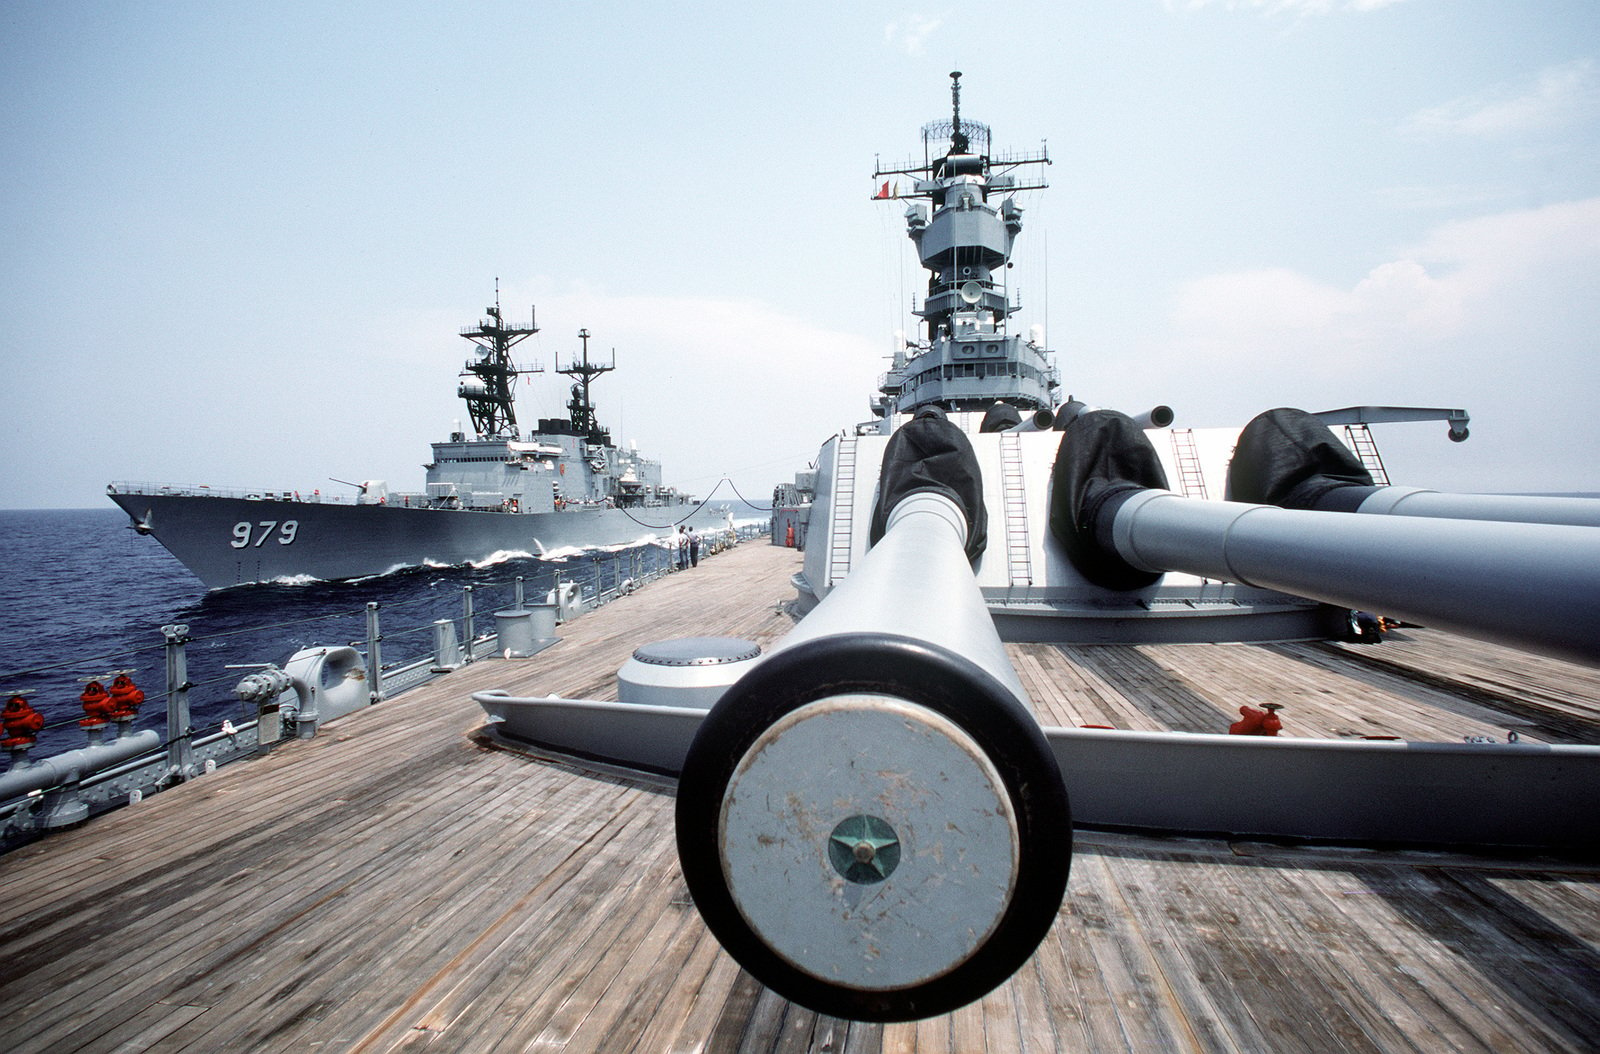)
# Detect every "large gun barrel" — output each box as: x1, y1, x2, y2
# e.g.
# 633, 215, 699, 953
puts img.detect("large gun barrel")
1228, 407, 1600, 529
676, 412, 1070, 1022
761, 492, 1022, 691
1106, 489, 1600, 665
1054, 408, 1600, 667
1351, 486, 1600, 528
